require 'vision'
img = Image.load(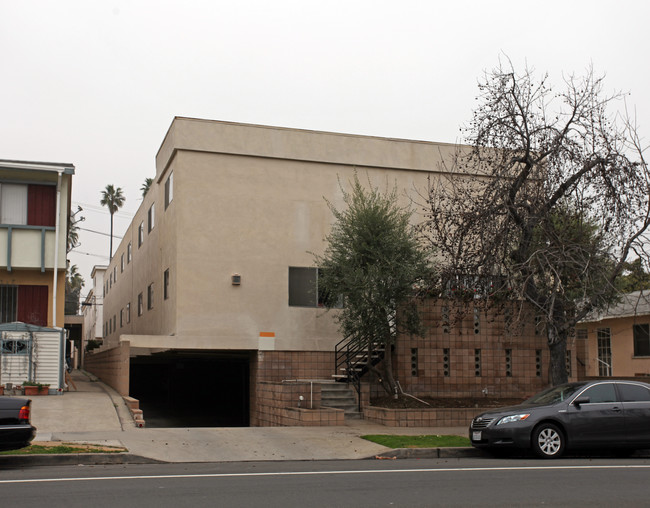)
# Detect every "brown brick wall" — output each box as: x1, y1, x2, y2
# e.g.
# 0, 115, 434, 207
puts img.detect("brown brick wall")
364, 406, 486, 427
391, 300, 575, 400
252, 380, 343, 426
84, 341, 131, 396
